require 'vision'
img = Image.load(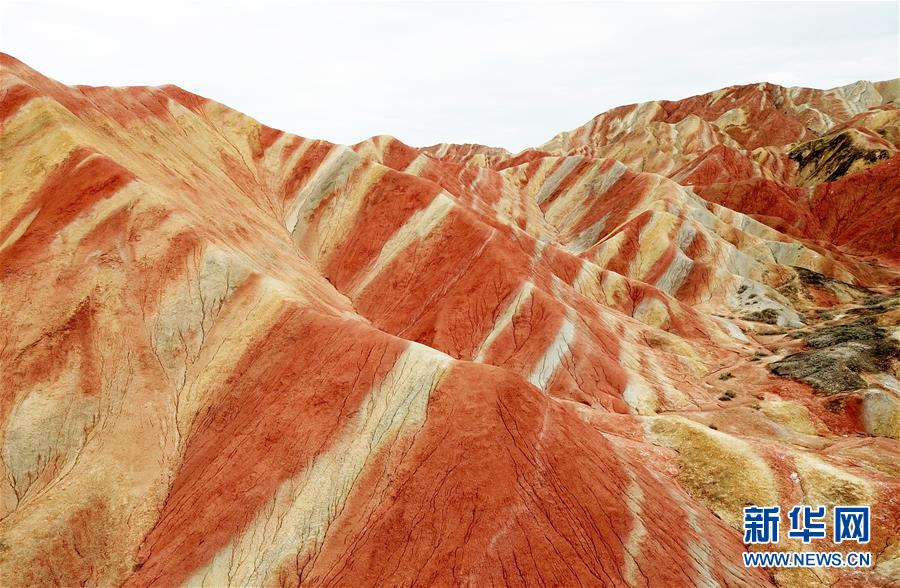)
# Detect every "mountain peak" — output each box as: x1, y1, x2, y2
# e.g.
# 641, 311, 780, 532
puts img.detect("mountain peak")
2, 55, 898, 587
